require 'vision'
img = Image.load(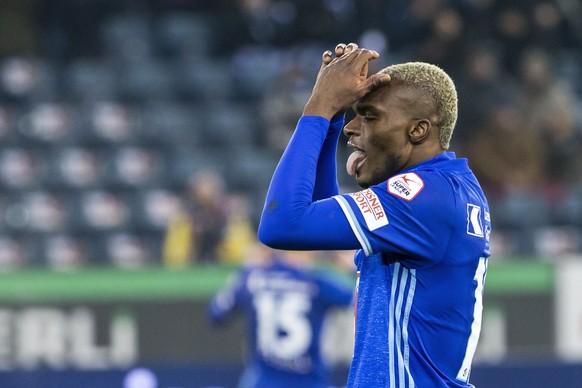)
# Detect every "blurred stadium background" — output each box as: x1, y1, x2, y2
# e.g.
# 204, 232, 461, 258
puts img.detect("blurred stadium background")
0, 0, 581, 387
